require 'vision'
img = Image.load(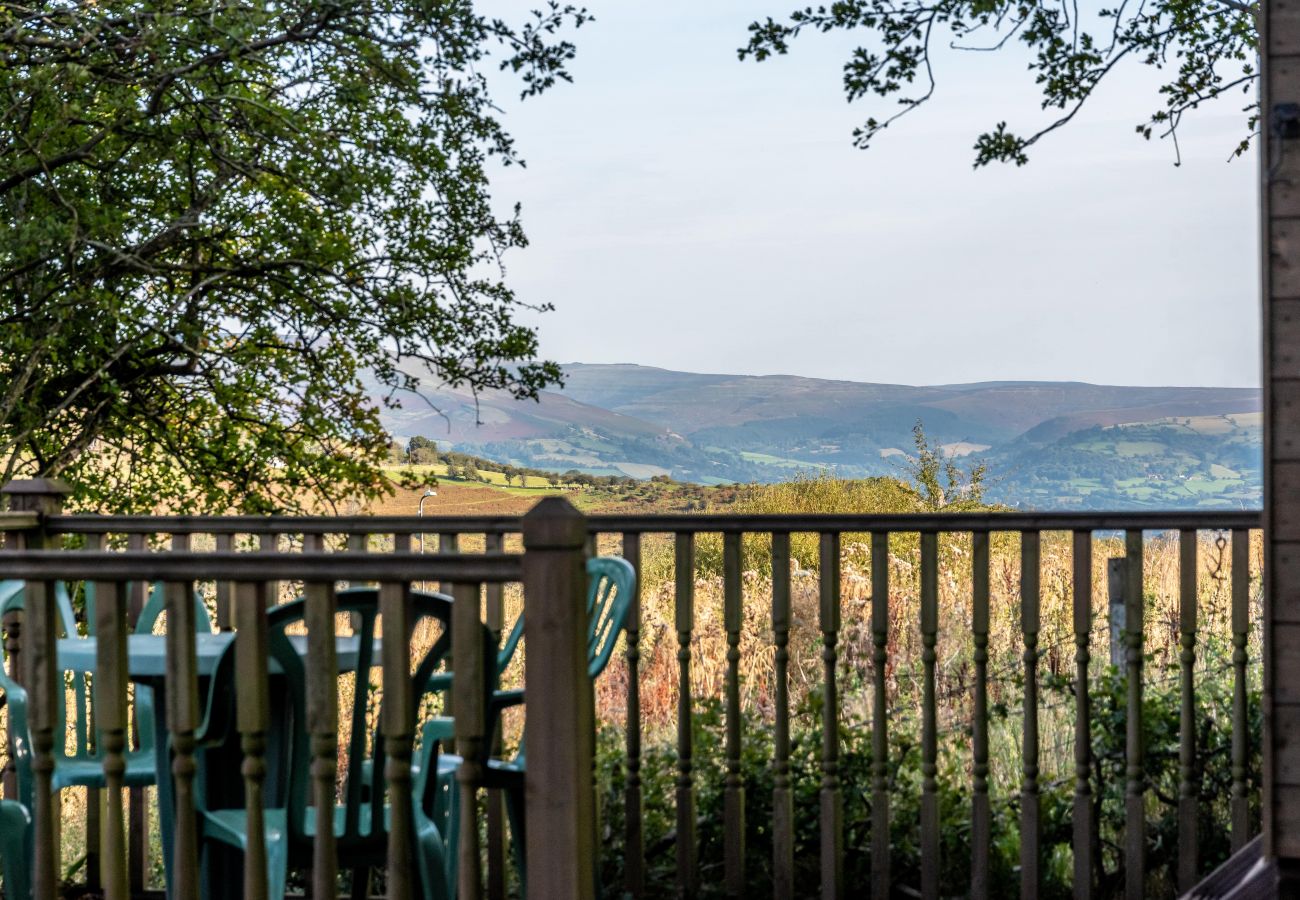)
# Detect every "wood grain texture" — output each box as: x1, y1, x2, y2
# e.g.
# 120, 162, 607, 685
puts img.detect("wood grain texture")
521, 499, 595, 900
